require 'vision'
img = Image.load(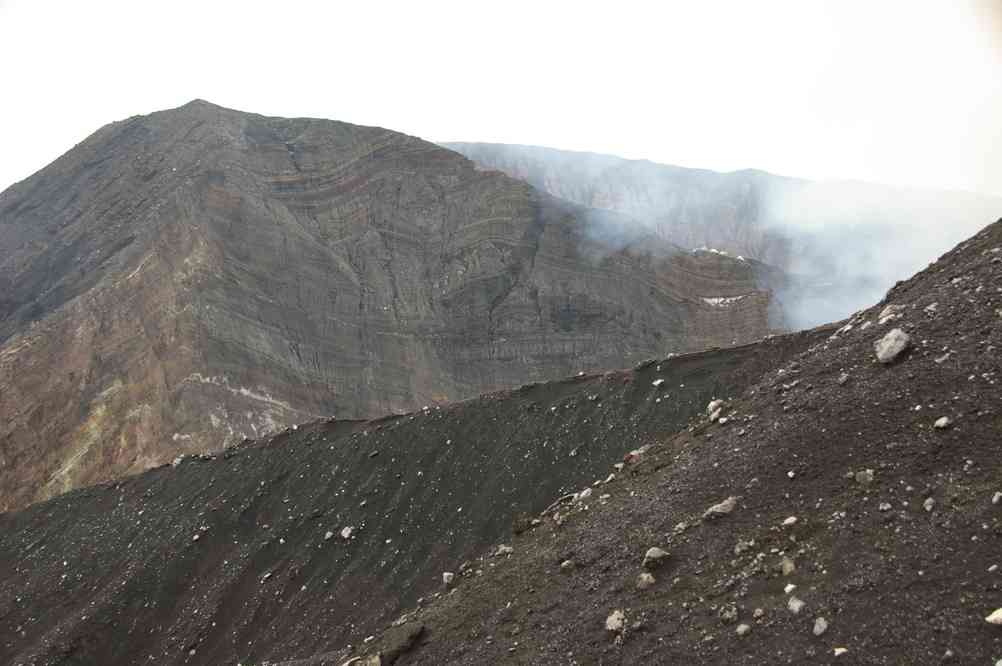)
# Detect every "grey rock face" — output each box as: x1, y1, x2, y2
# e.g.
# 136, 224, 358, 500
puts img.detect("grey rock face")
0, 101, 781, 510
